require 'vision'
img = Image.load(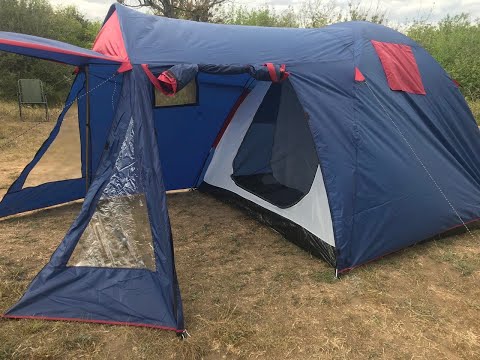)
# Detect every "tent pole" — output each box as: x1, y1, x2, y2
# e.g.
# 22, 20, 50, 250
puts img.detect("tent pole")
85, 65, 91, 192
